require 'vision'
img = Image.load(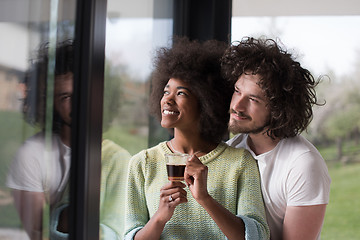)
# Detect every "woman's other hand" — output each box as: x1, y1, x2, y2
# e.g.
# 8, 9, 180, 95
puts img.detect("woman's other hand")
184, 155, 210, 203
